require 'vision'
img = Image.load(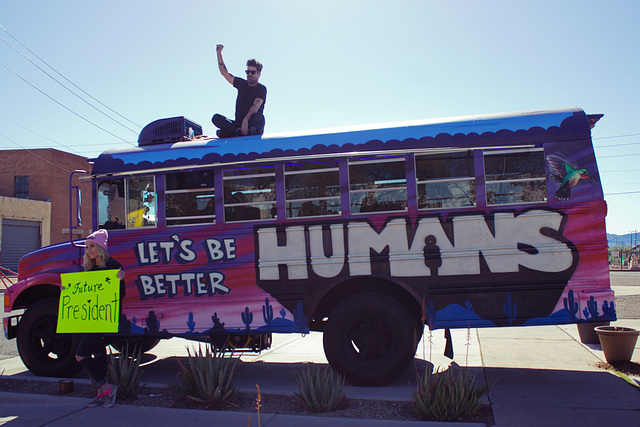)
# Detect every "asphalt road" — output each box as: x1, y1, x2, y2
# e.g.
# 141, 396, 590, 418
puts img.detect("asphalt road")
609, 271, 640, 319
609, 270, 640, 287
1, 271, 638, 363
